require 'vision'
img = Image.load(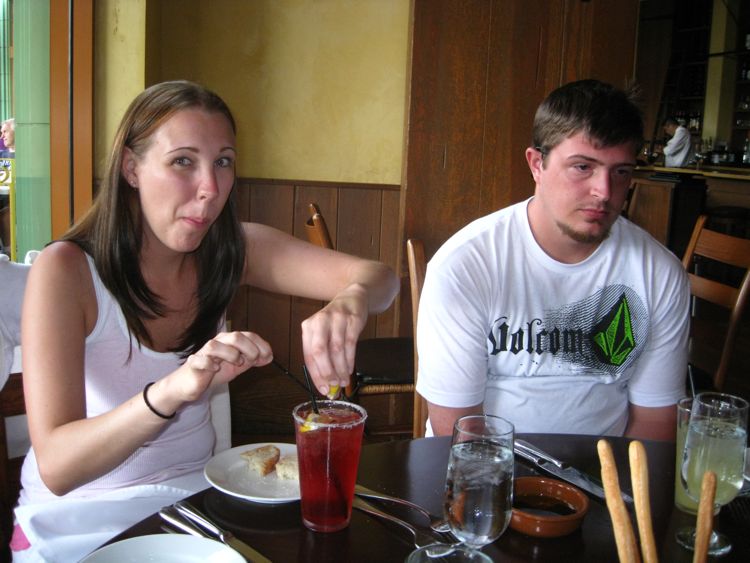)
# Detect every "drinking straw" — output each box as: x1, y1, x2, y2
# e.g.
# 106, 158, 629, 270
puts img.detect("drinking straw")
688, 364, 696, 398
302, 364, 320, 414
271, 359, 312, 394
